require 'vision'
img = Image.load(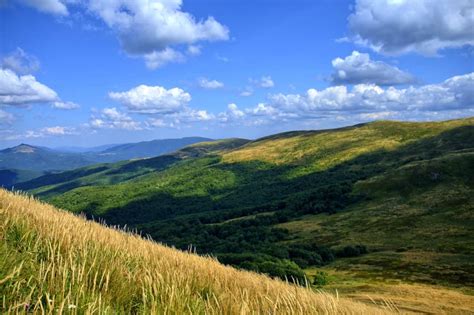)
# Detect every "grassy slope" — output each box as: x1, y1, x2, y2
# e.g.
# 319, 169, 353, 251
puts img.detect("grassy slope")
18, 138, 249, 199
17, 118, 474, 288
280, 138, 474, 287
0, 189, 393, 314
